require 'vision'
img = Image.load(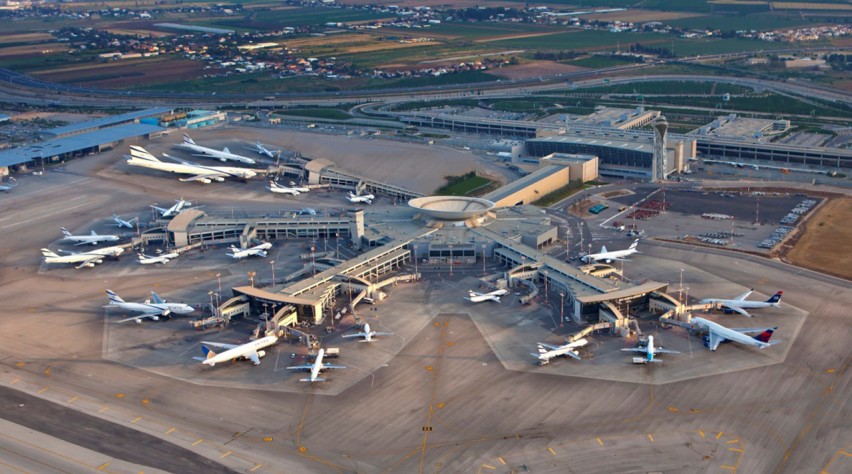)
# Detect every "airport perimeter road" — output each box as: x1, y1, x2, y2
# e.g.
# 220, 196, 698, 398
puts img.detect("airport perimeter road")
0, 386, 236, 474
